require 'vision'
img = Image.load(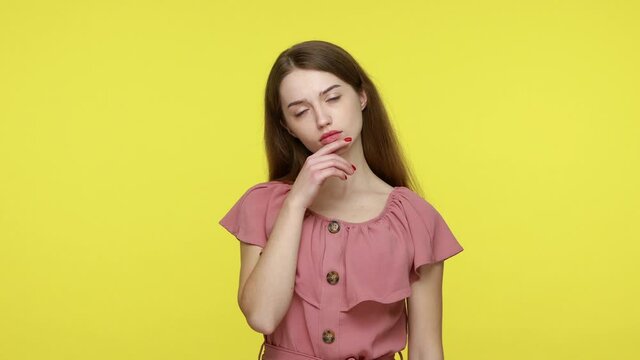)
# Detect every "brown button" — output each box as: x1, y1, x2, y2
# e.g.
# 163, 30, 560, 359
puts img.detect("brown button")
328, 220, 340, 233
326, 271, 339, 285
322, 329, 335, 344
